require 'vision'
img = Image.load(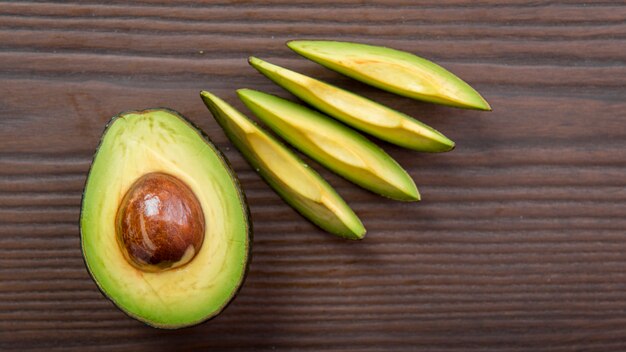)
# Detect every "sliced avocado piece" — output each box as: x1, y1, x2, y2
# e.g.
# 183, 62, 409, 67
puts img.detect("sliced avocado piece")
237, 89, 419, 202
200, 91, 365, 240
249, 56, 455, 152
287, 40, 491, 111
80, 108, 251, 329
